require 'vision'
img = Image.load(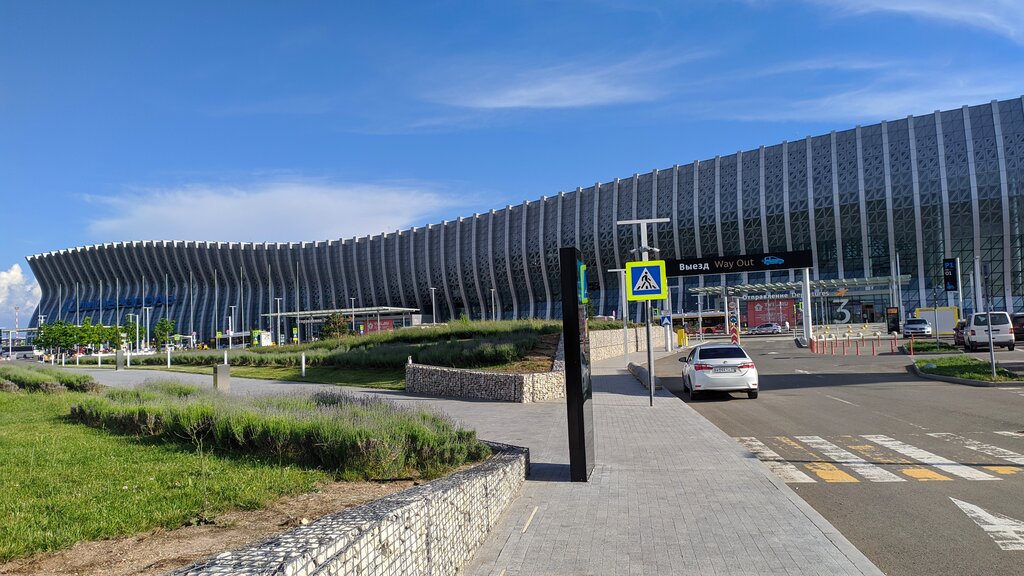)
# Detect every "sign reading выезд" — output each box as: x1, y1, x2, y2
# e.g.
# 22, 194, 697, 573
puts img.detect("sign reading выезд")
664, 250, 813, 277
